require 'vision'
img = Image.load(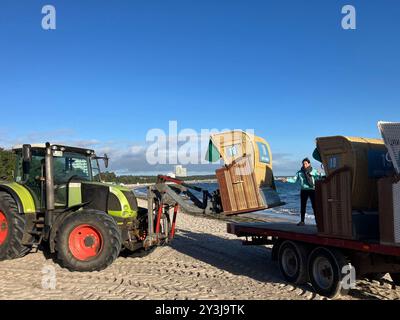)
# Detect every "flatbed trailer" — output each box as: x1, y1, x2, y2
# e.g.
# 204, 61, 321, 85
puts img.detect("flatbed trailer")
227, 221, 400, 298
